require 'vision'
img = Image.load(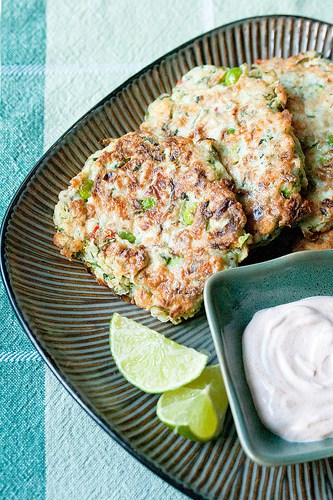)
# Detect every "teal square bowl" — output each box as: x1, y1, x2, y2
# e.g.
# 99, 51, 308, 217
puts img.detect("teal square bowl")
204, 249, 333, 466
